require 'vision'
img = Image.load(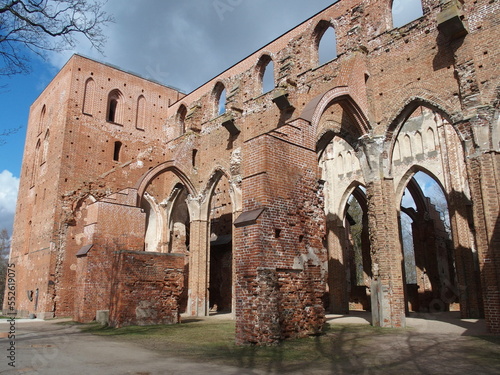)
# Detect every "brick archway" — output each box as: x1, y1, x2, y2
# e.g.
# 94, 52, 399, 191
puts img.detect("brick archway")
135, 161, 197, 207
